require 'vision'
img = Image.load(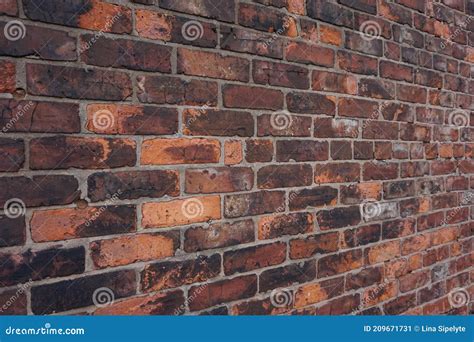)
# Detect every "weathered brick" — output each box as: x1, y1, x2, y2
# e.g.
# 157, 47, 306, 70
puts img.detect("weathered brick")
315, 162, 360, 183
294, 277, 344, 308
142, 196, 221, 228
160, 0, 235, 22
254, 60, 309, 89
286, 41, 335, 67
141, 138, 220, 165
0, 216, 25, 247
258, 212, 314, 239
314, 118, 359, 138
338, 51, 378, 75
316, 206, 361, 230
91, 232, 179, 268
225, 191, 285, 218
23, 0, 132, 33
137, 75, 217, 105
186, 167, 253, 194
260, 261, 316, 292
30, 206, 136, 242
178, 48, 249, 82
185, 220, 255, 252
307, 0, 354, 28
223, 85, 283, 110
26, 64, 132, 100
188, 275, 257, 311
183, 109, 254, 137
289, 186, 338, 210
318, 249, 363, 277
257, 164, 313, 189
142, 254, 221, 293
31, 270, 136, 314
287, 92, 336, 115
30, 136, 136, 170
0, 246, 85, 286
343, 224, 380, 248
290, 232, 339, 259
338, 97, 378, 119
239, 3, 297, 36
312, 70, 357, 94
258, 114, 312, 137
224, 242, 286, 275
